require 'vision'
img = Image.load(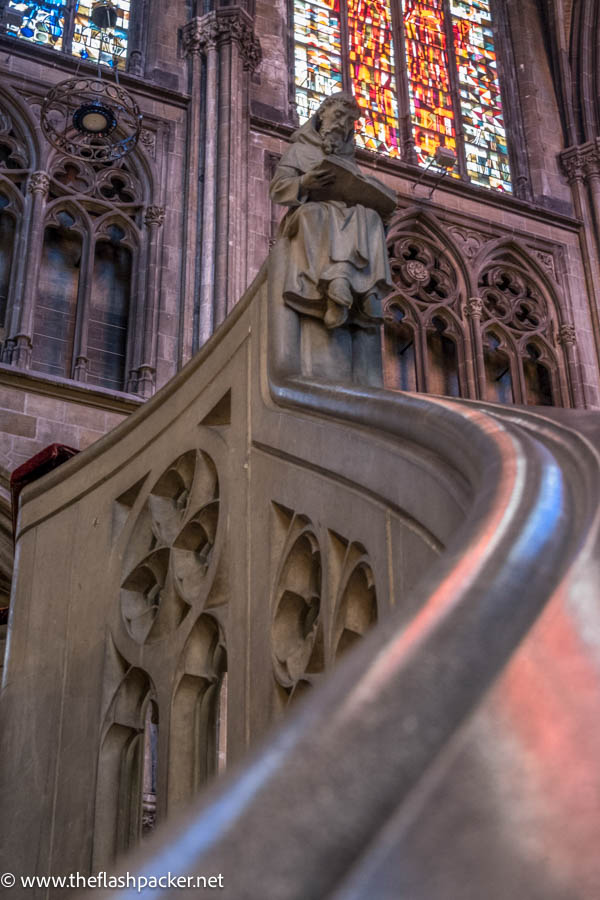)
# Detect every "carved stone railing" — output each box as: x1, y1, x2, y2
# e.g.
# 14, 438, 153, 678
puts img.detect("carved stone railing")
1, 250, 600, 898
